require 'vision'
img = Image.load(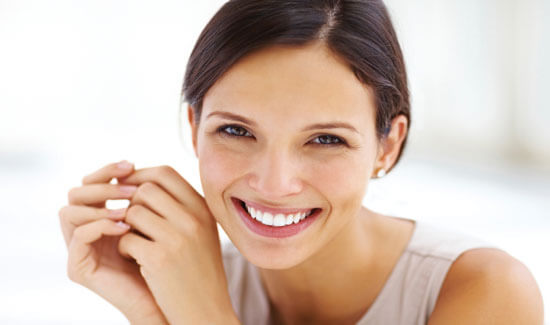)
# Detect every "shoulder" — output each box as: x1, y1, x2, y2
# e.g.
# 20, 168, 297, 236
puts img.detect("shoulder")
428, 248, 544, 325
